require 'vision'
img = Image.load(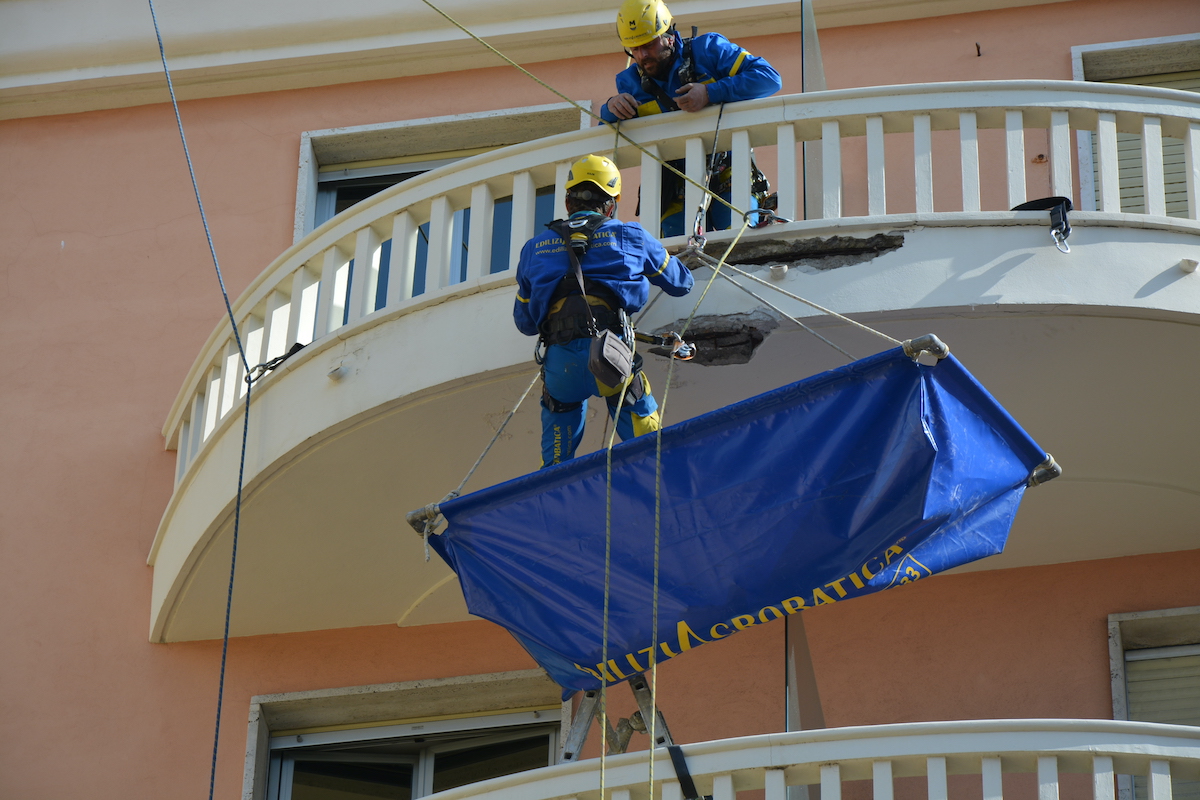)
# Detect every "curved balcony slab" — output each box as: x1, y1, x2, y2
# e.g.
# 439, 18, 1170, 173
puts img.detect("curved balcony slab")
150, 212, 1200, 642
